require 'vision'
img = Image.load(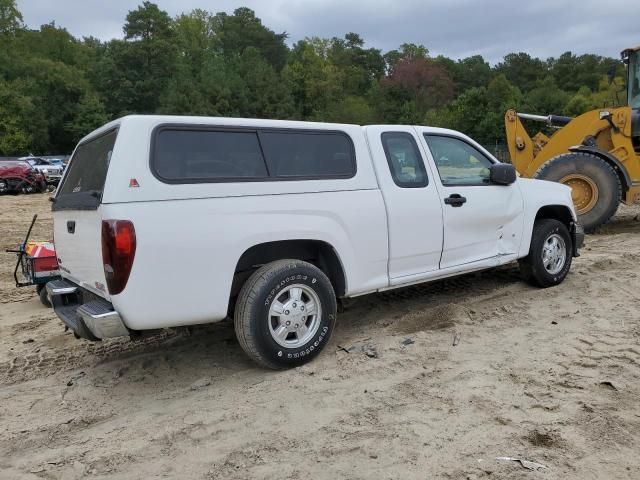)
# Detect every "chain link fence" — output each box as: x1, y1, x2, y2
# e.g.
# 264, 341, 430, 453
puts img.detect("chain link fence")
483, 143, 511, 164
